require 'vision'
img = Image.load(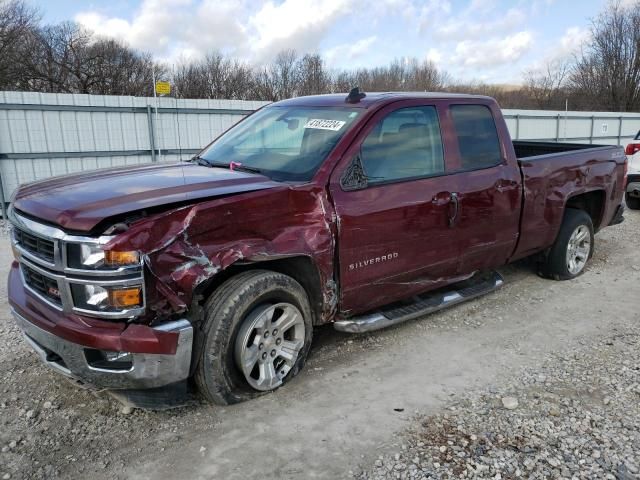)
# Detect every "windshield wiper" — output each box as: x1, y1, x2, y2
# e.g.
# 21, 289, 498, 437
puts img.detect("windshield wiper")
229, 163, 263, 174
190, 156, 263, 174
190, 155, 213, 167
